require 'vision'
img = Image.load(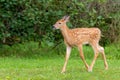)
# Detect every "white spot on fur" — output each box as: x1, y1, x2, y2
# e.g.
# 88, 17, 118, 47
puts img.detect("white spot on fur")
83, 42, 89, 45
